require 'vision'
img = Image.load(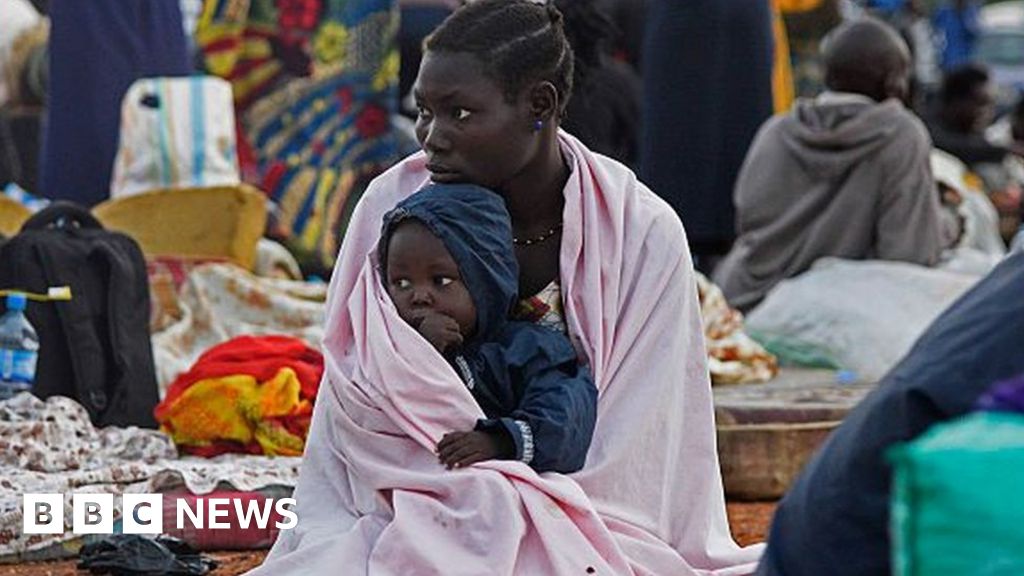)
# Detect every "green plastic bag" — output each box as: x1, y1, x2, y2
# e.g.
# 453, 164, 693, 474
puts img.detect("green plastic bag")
747, 330, 841, 370
889, 412, 1024, 576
